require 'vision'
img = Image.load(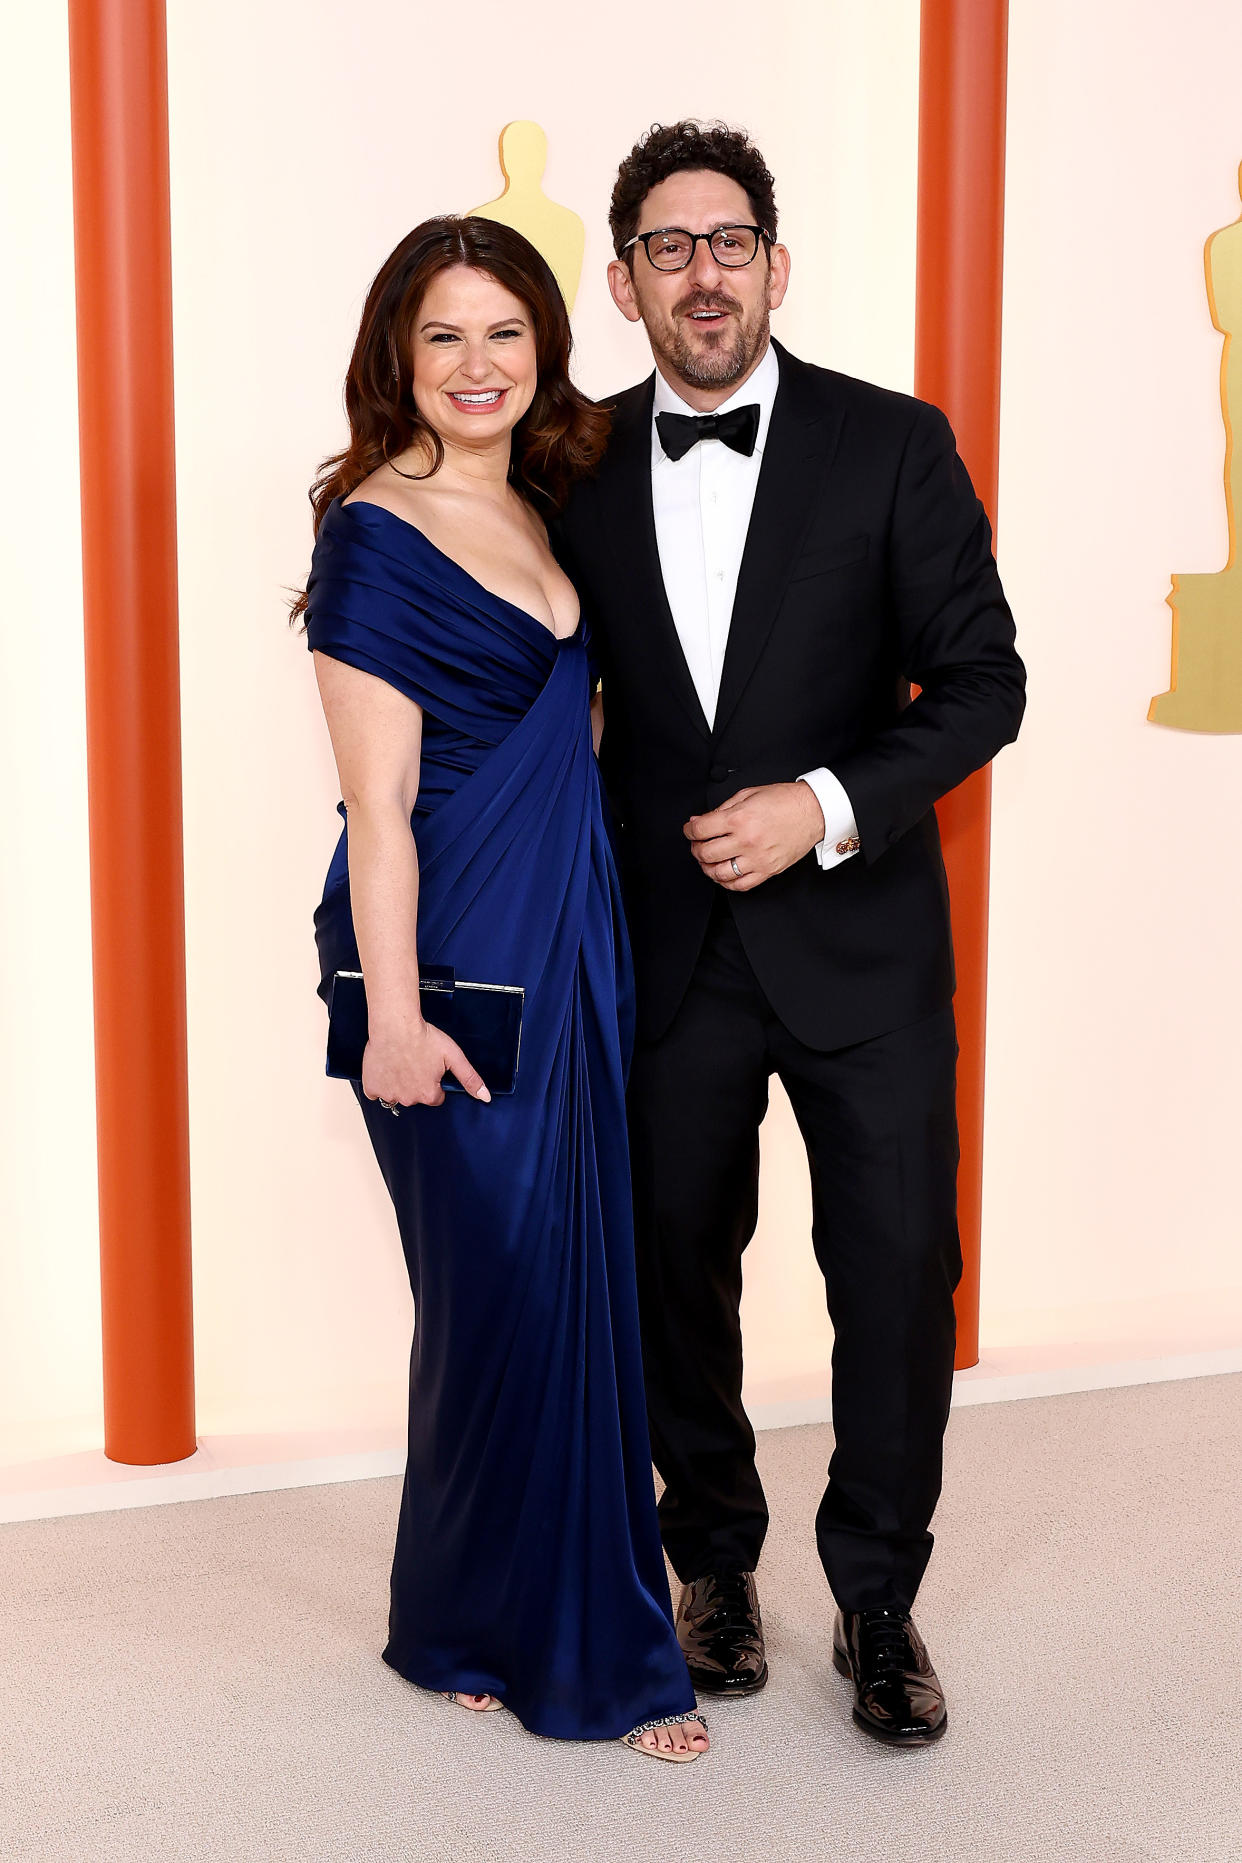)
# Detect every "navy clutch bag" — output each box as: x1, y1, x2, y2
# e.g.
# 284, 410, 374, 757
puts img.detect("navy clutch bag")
326, 967, 524, 1096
